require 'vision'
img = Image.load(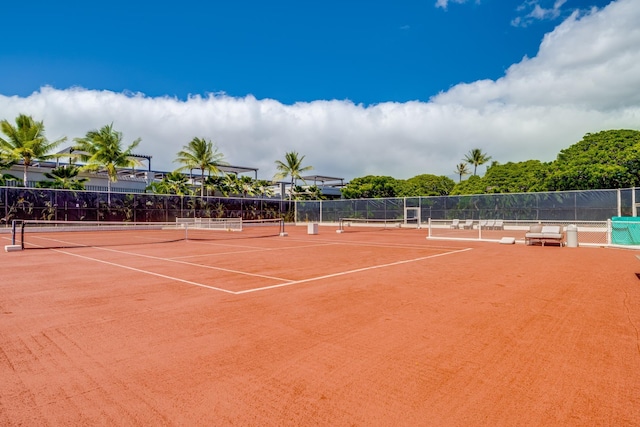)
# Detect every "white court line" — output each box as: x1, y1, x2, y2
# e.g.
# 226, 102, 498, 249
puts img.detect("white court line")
93, 246, 293, 282
169, 242, 339, 260
284, 235, 464, 251
234, 247, 473, 294
26, 238, 472, 296
23, 235, 293, 282
49, 248, 237, 294
187, 239, 276, 250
